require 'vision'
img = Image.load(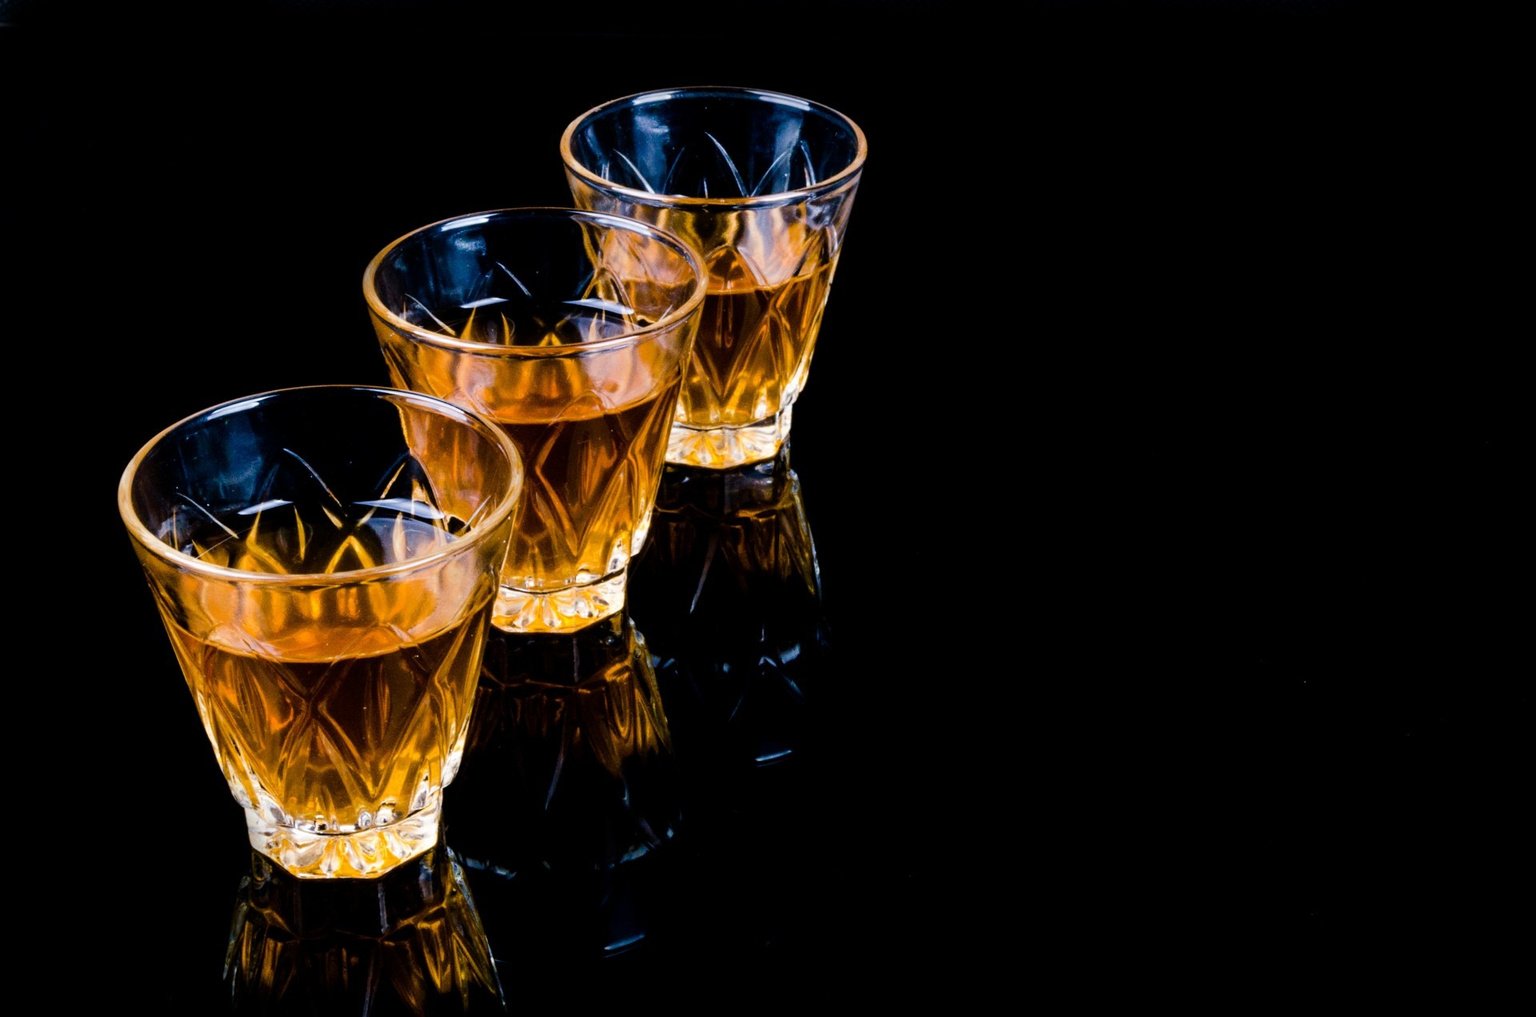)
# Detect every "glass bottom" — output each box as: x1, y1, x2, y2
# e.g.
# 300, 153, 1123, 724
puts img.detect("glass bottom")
245, 788, 442, 879
666, 401, 793, 469
494, 573, 626, 633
